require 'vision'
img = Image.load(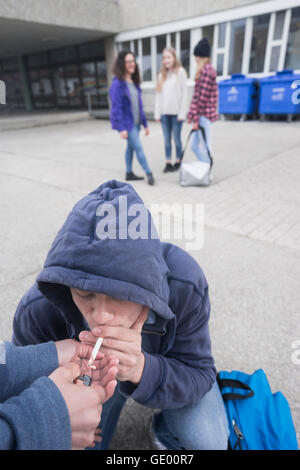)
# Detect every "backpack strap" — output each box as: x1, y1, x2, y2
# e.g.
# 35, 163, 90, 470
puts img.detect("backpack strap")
217, 376, 254, 401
